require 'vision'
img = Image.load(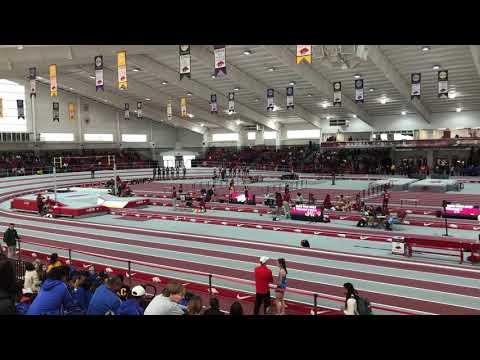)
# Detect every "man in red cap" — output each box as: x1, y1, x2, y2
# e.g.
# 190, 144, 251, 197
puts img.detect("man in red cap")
254, 256, 273, 315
